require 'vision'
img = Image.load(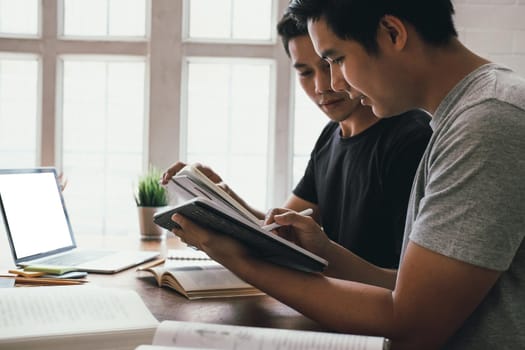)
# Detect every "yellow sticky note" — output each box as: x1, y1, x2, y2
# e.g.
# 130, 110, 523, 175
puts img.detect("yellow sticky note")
24, 265, 78, 275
